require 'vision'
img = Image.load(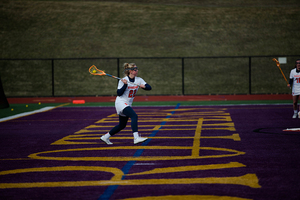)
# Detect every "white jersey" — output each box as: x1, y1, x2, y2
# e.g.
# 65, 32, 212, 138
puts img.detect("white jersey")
289, 68, 300, 96
115, 76, 147, 116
